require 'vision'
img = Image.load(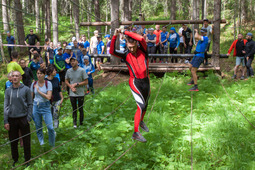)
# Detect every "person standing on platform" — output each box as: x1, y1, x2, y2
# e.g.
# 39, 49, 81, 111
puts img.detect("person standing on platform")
146, 28, 156, 63
159, 26, 169, 63
182, 24, 193, 63
168, 27, 180, 63
153, 25, 162, 56
202, 19, 214, 65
